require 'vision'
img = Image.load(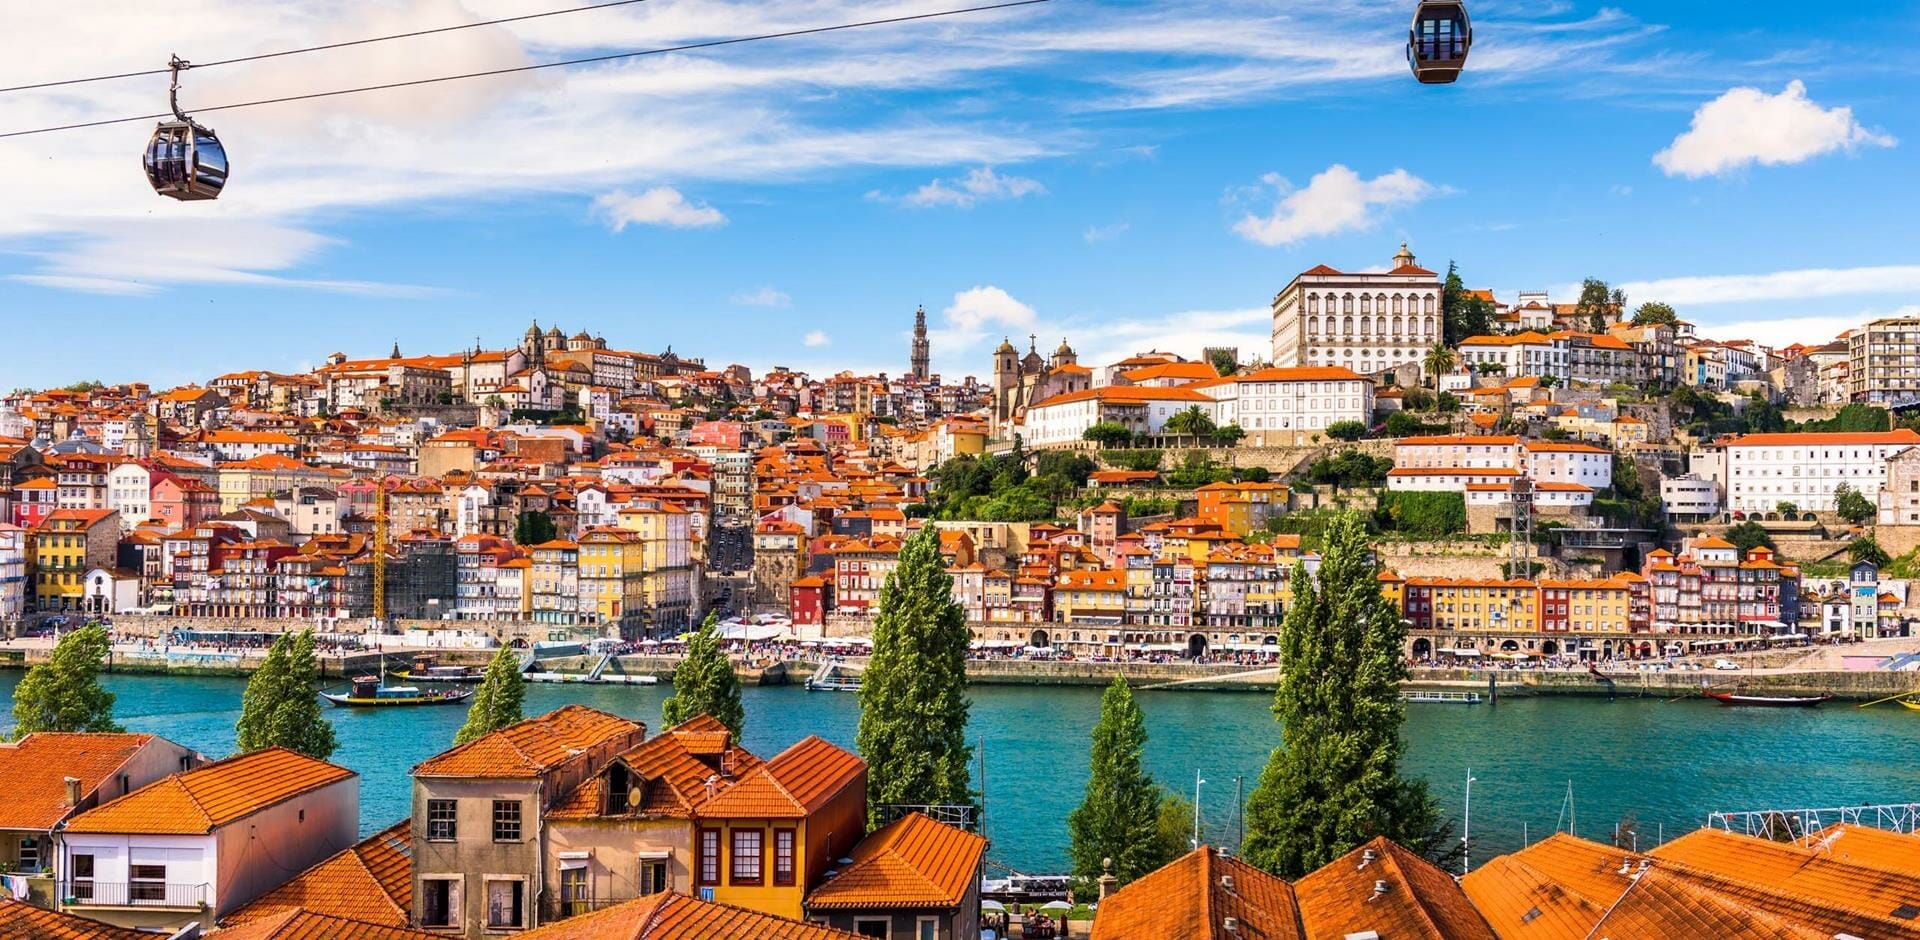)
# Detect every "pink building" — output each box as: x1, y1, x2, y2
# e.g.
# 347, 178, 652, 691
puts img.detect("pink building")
151, 477, 219, 531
